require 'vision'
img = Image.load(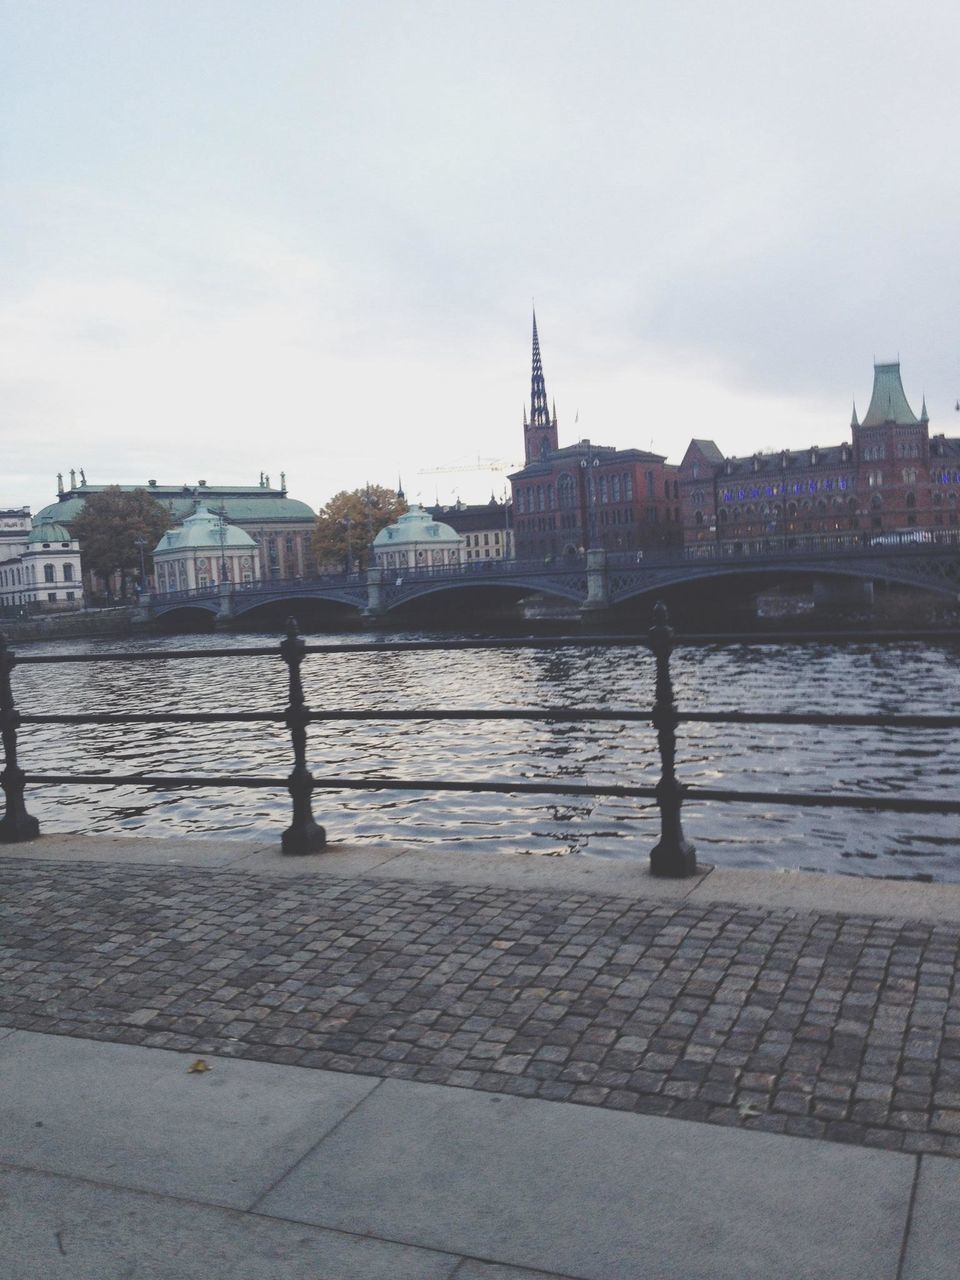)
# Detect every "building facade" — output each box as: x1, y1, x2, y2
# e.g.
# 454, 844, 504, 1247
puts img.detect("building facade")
508, 314, 680, 560
678, 362, 951, 552
373, 505, 464, 572
0, 511, 83, 611
35, 473, 317, 581
152, 508, 262, 594
427, 498, 513, 562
